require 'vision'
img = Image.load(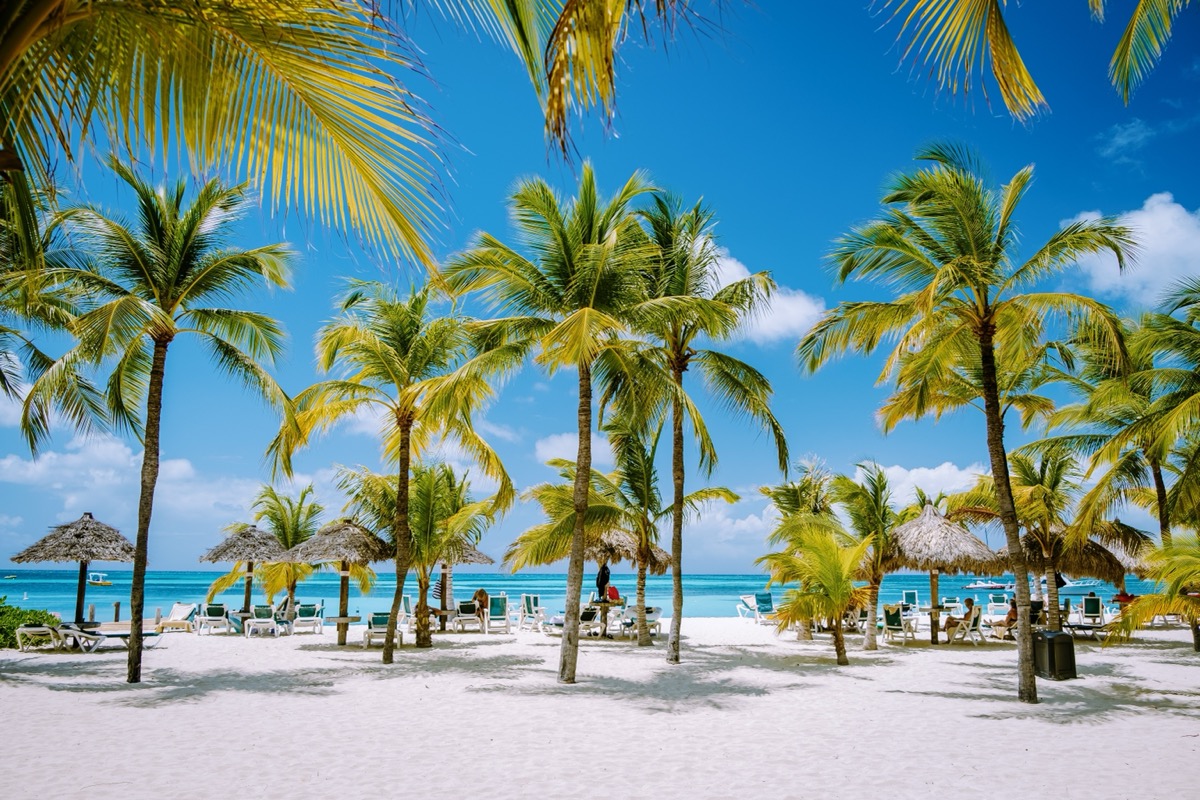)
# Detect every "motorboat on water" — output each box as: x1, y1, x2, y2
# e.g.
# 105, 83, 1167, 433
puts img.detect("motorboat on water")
963, 578, 1010, 590
86, 572, 112, 586
1055, 578, 1105, 595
